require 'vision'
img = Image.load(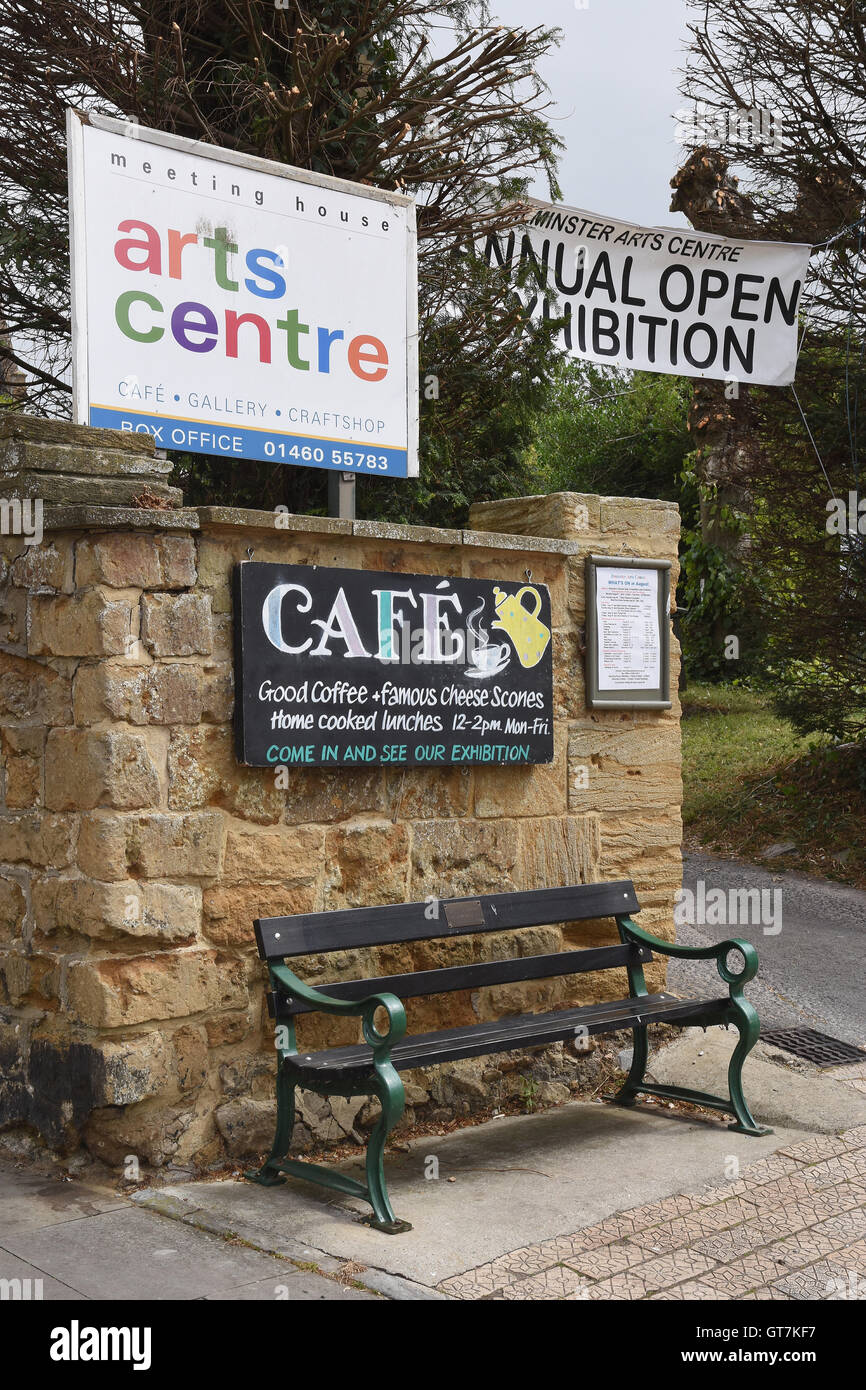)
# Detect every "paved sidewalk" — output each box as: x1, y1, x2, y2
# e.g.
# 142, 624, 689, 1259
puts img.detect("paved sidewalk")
5, 1044, 865, 1301
0, 1161, 379, 1301
438, 1123, 866, 1299
131, 1033, 866, 1301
